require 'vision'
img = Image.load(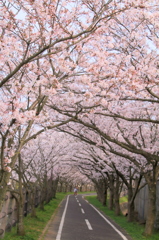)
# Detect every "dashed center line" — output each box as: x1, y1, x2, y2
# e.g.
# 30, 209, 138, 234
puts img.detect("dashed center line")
85, 219, 93, 230
79, 203, 81, 206
81, 208, 85, 214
